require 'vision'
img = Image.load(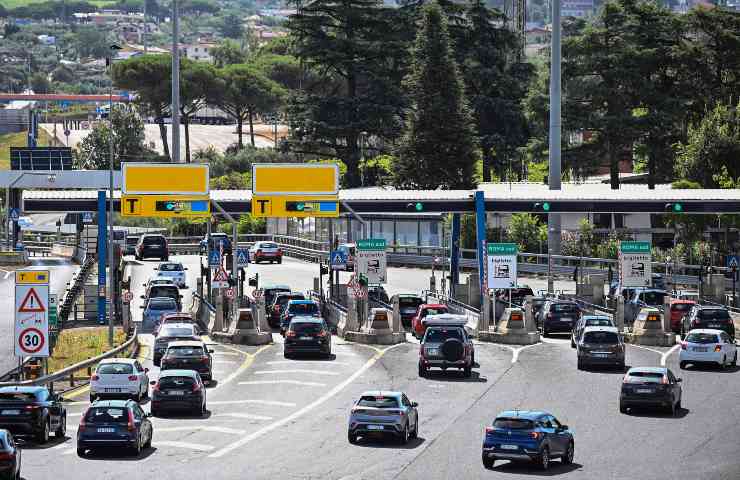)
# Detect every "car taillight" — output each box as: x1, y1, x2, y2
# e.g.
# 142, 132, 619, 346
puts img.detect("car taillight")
152, 382, 160, 393
286, 331, 296, 337
661, 376, 669, 385
274, 305, 280, 313
316, 330, 327, 337
24, 405, 39, 411
680, 341, 687, 350
192, 382, 202, 393
0, 452, 15, 460
715, 344, 722, 352
530, 431, 542, 439
201, 355, 210, 363
278, 248, 283, 254
546, 313, 552, 320
485, 426, 495, 434
257, 249, 262, 255
79, 409, 88, 431
128, 375, 138, 381
91, 374, 100, 381
127, 409, 135, 432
